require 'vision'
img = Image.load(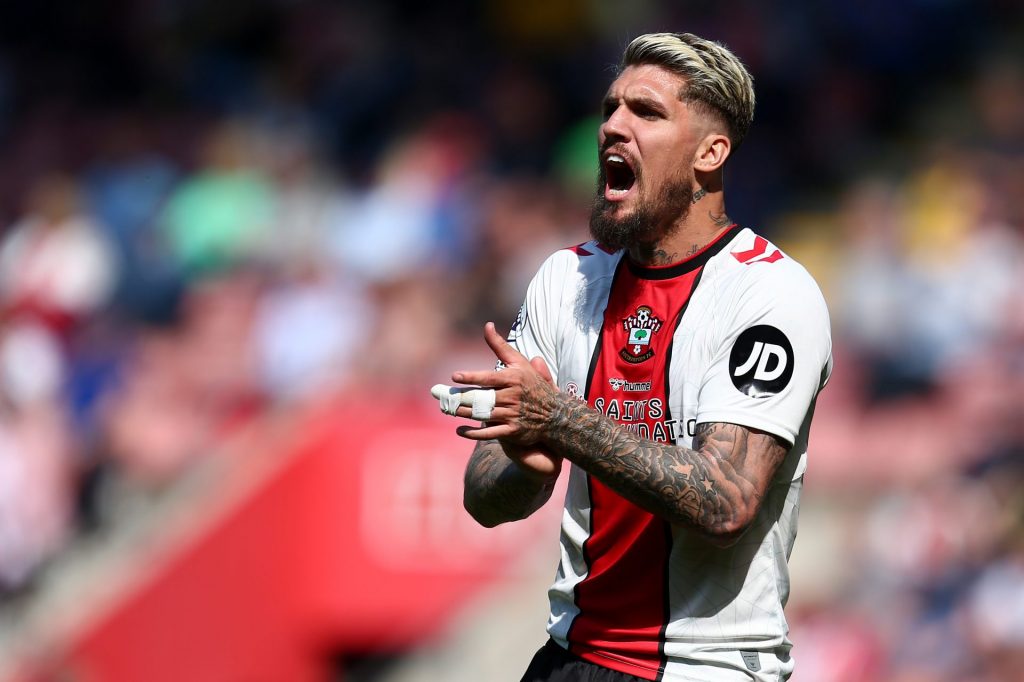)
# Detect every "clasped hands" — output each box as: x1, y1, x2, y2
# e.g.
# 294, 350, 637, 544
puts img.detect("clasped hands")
432, 322, 564, 478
